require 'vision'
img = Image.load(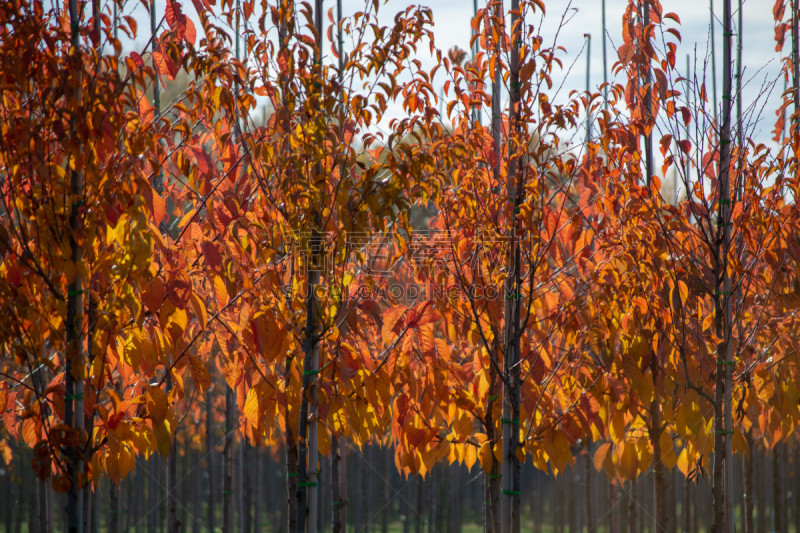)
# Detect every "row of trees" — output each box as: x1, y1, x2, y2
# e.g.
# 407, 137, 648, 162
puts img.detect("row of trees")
6, 436, 800, 533
1, 0, 800, 532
